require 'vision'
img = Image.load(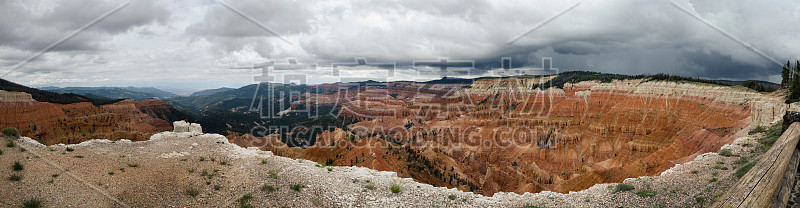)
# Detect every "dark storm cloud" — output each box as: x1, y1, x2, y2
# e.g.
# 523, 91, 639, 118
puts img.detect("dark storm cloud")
2, 0, 799, 87
0, 0, 169, 52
